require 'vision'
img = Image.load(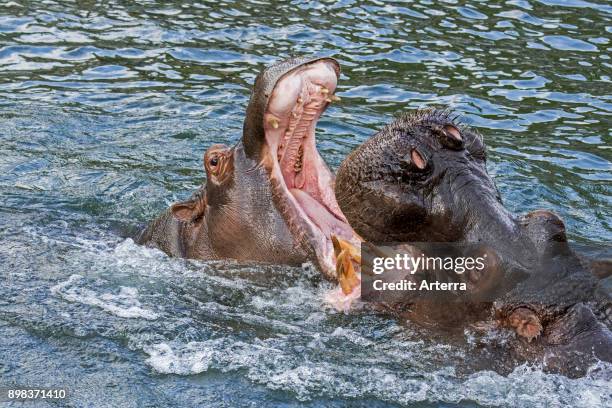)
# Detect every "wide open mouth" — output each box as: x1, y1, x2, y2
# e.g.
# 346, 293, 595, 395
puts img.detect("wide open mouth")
262, 59, 359, 280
